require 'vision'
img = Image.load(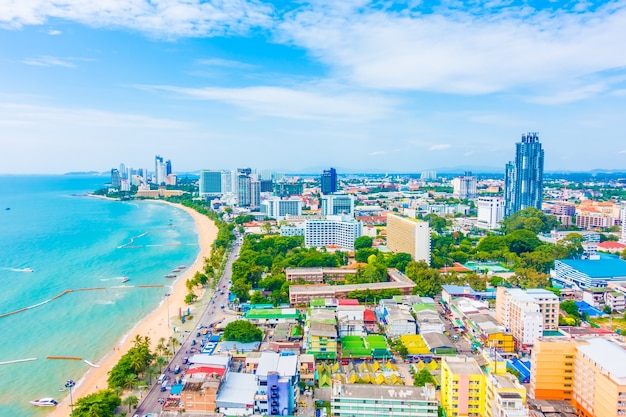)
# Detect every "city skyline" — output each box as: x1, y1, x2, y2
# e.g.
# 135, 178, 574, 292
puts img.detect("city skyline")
1, 1, 626, 174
